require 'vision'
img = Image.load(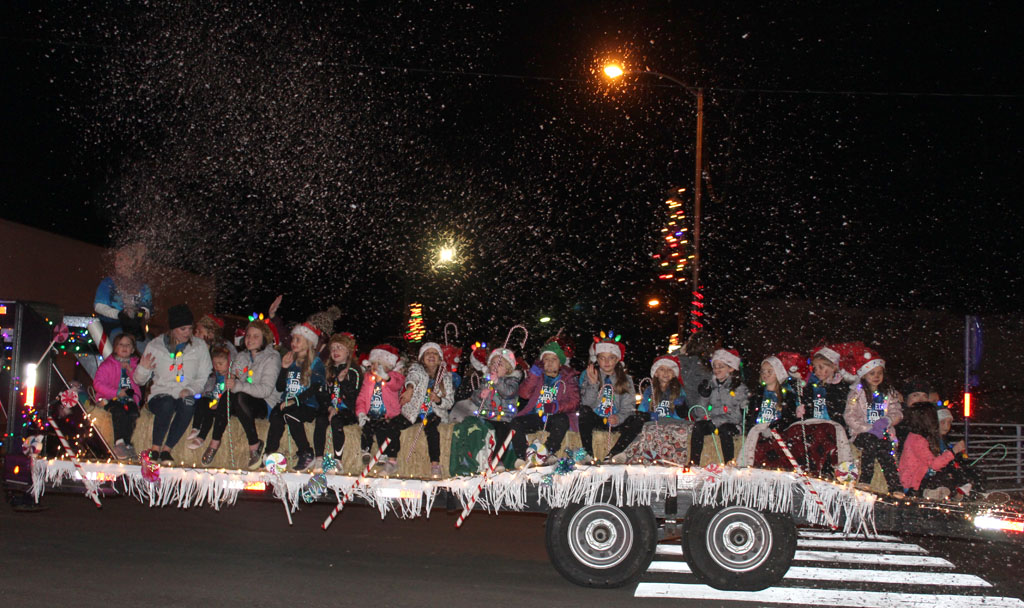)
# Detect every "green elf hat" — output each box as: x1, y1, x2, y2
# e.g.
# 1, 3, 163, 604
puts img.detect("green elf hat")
538, 341, 567, 366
